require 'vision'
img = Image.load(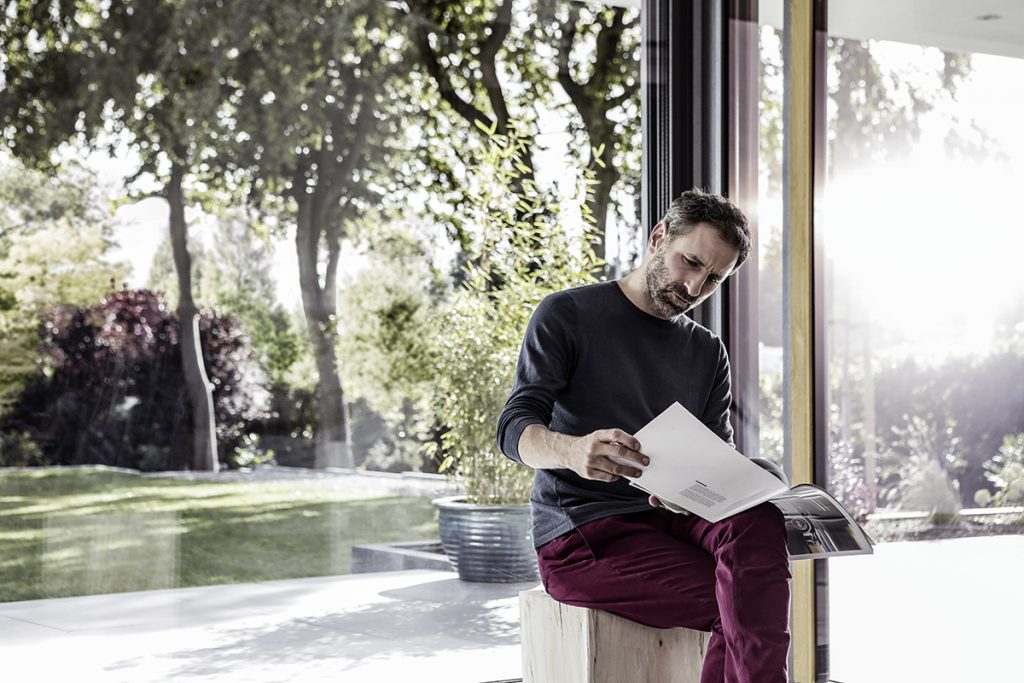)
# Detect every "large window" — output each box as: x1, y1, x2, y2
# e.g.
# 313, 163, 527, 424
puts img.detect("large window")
731, 4, 1023, 680
0, 0, 641, 617
821, 10, 1024, 683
